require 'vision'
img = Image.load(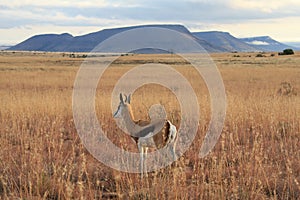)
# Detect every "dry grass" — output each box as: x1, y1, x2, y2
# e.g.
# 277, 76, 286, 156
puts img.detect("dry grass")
0, 51, 299, 199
